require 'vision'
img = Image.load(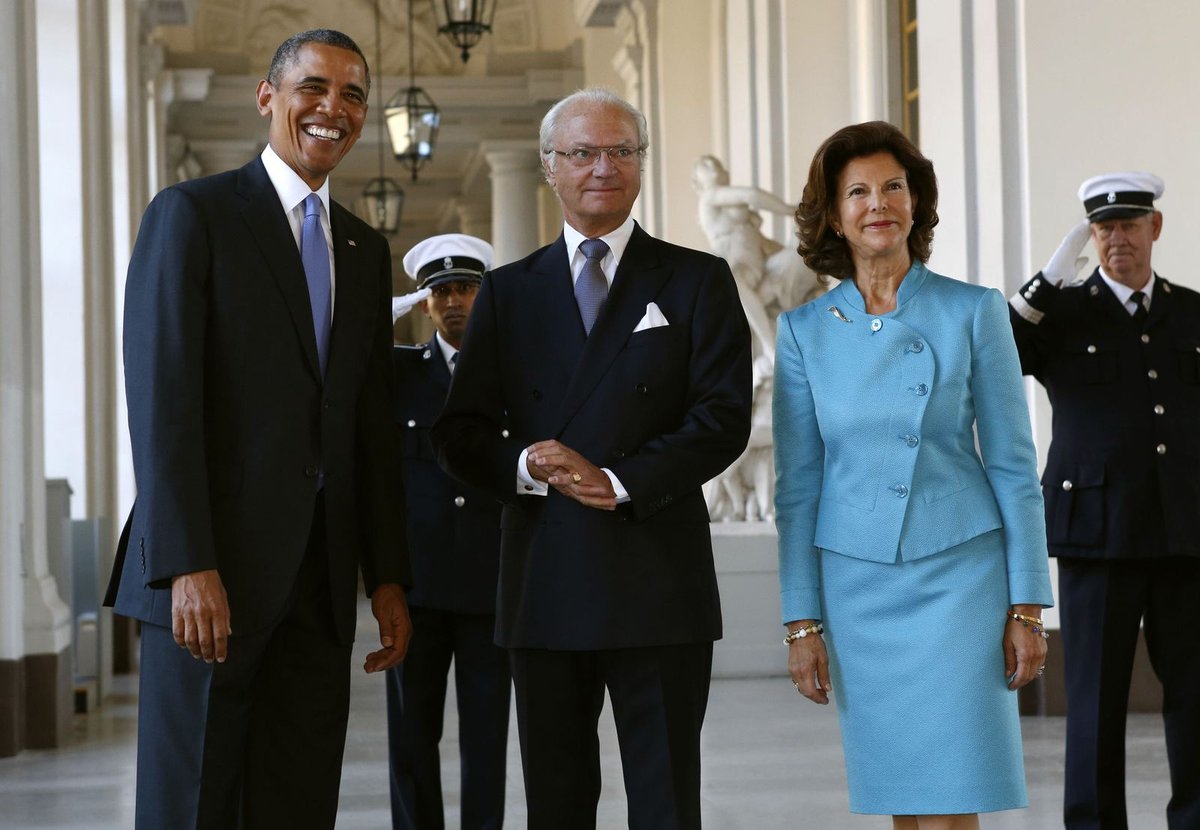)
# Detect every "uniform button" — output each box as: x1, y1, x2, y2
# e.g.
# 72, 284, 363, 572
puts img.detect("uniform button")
323, 399, 331, 410
1062, 480, 1073, 491
304, 465, 318, 477
1086, 345, 1097, 354
407, 419, 416, 428
1023, 291, 1033, 299
1032, 278, 1042, 288
636, 383, 648, 394
903, 434, 919, 448
1148, 369, 1158, 380
1141, 334, 1151, 344
1154, 404, 1165, 415
892, 484, 909, 498
454, 496, 466, 507
870, 319, 883, 332
501, 429, 510, 438
913, 383, 929, 396
909, 341, 924, 353
1157, 444, 1167, 455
